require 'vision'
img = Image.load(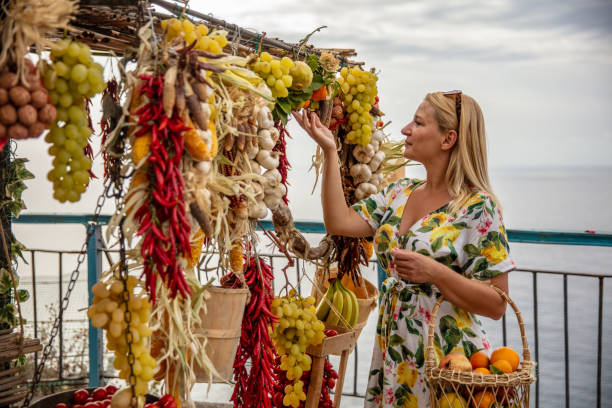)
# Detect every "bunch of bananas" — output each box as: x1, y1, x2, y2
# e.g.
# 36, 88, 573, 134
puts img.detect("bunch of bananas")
315, 280, 359, 329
